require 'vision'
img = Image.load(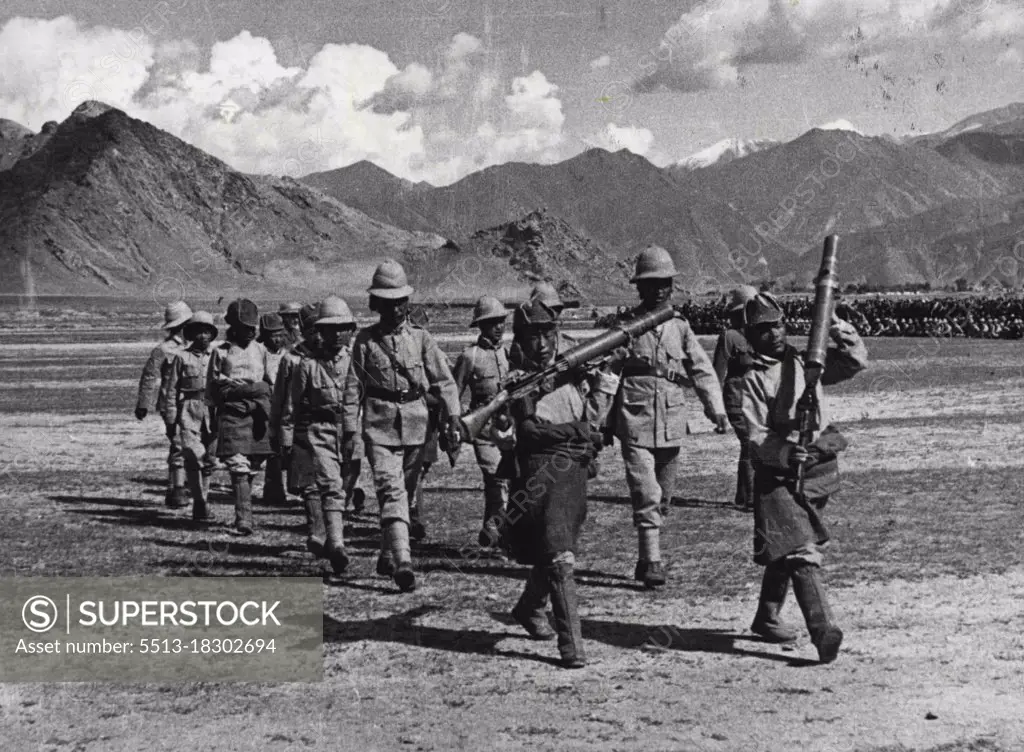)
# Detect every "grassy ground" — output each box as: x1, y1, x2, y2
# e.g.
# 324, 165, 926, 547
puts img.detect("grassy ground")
1, 321, 1023, 751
